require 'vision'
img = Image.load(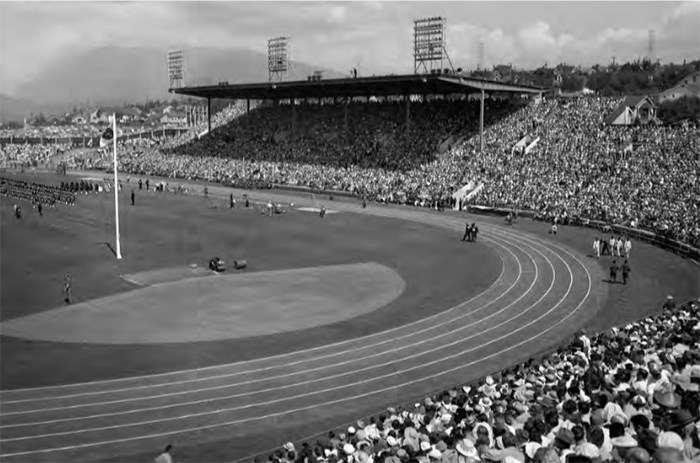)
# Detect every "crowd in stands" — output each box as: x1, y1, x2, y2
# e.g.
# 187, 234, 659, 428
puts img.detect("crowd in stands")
462, 98, 699, 246
48, 97, 700, 247
0, 126, 102, 139
167, 99, 506, 172
163, 103, 246, 148
0, 143, 71, 168
0, 124, 175, 140
0, 176, 76, 206
264, 298, 700, 463
107, 99, 519, 202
